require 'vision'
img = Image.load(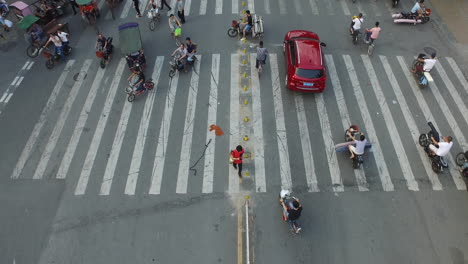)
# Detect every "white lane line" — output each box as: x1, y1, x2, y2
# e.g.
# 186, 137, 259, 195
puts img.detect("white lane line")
10, 76, 19, 86
397, 56, 467, 190
120, 0, 134, 18
33, 60, 92, 180
176, 56, 202, 194
15, 77, 24, 87
125, 57, 164, 195
308, 0, 318, 15
228, 54, 240, 193
325, 55, 368, 191
435, 63, 468, 132
250, 54, 266, 192
184, 0, 191, 16
294, 94, 319, 192
316, 93, 343, 192
0, 93, 7, 103
232, 0, 238, 14
199, 0, 207, 15
149, 70, 180, 194
339, 0, 350, 16
278, 0, 286, 15
247, 0, 254, 13
4, 93, 13, 103
202, 54, 220, 194
27, 61, 34, 70
362, 55, 418, 191
270, 54, 292, 190
56, 67, 106, 179
214, 0, 222, 14
167, 0, 176, 16
446, 57, 468, 95
380, 56, 442, 190
293, 0, 302, 15
264, 0, 270, 14
343, 55, 394, 191
21, 61, 30, 70
74, 59, 126, 195
11, 60, 75, 179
